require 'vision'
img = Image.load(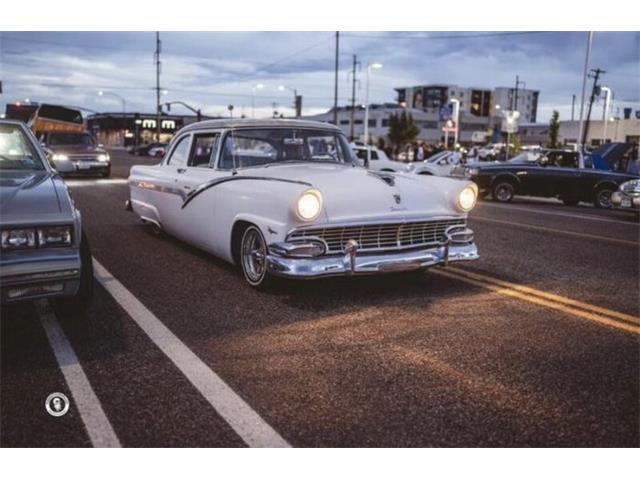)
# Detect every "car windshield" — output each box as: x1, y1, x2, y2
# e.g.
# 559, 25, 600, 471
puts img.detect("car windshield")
48, 133, 95, 146
219, 128, 355, 169
0, 124, 45, 170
